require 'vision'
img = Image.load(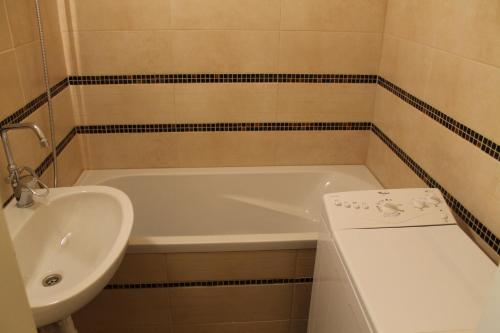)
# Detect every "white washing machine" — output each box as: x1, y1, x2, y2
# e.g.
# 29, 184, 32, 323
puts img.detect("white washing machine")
308, 188, 496, 333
